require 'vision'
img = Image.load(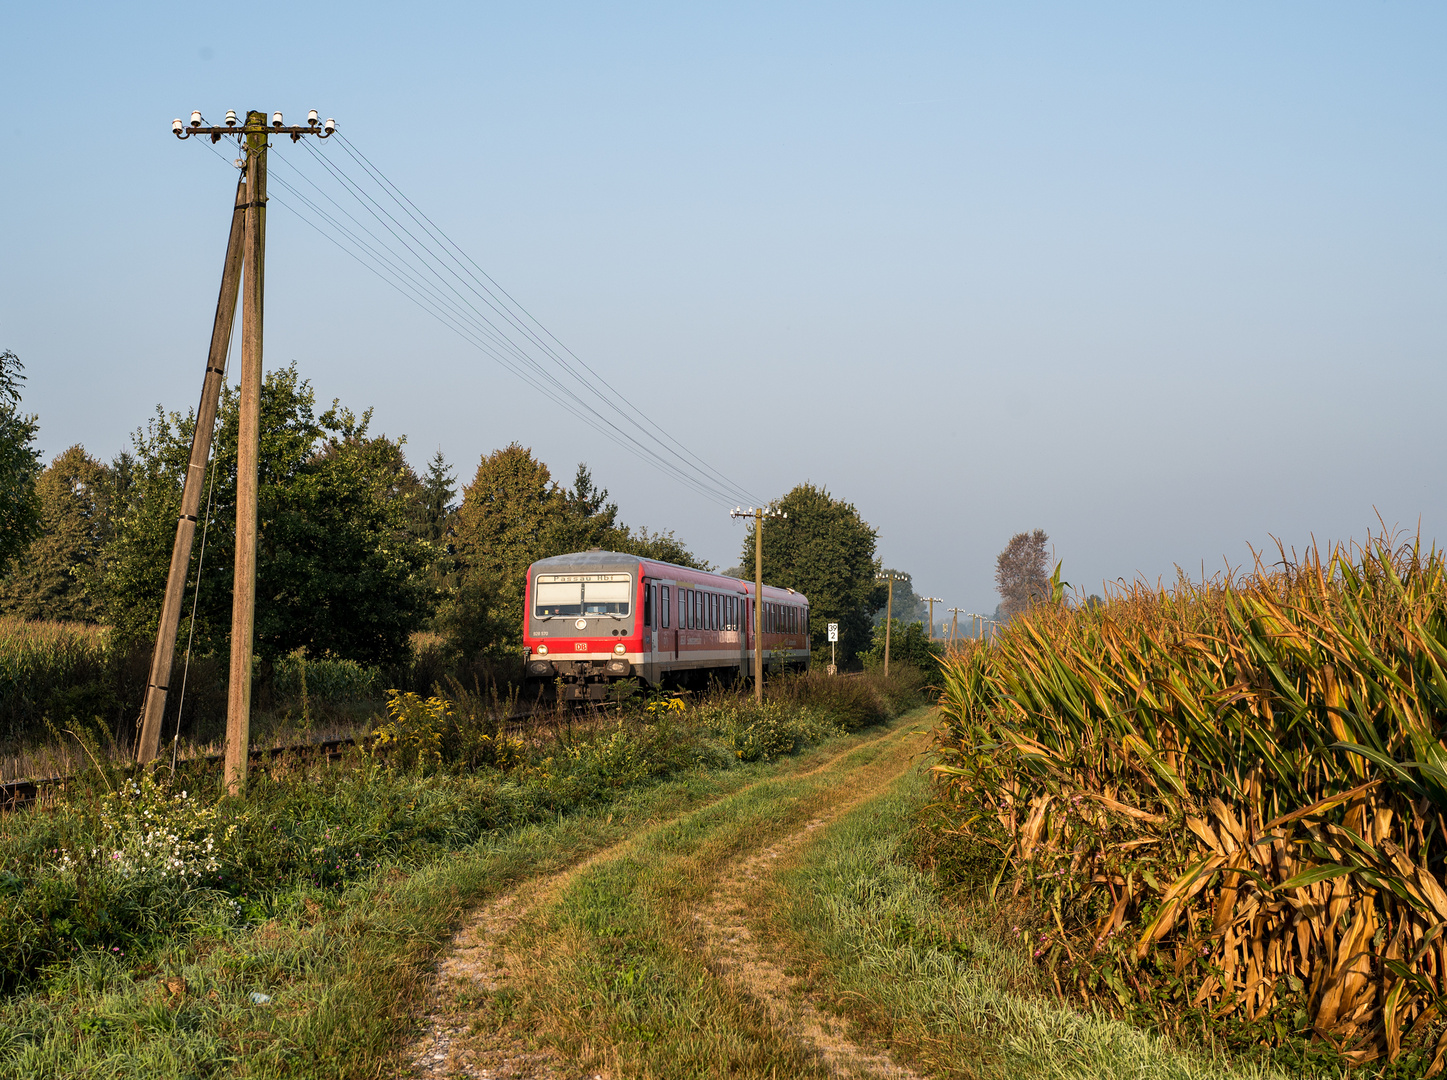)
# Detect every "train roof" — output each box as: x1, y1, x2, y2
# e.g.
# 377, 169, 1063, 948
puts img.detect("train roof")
529, 550, 806, 601
530, 549, 641, 572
